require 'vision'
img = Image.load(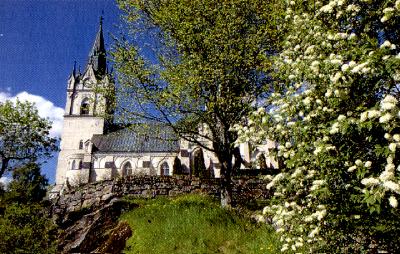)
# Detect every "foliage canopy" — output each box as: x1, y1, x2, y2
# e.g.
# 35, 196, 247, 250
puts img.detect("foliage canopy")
0, 100, 57, 178
5, 162, 48, 204
113, 0, 285, 205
